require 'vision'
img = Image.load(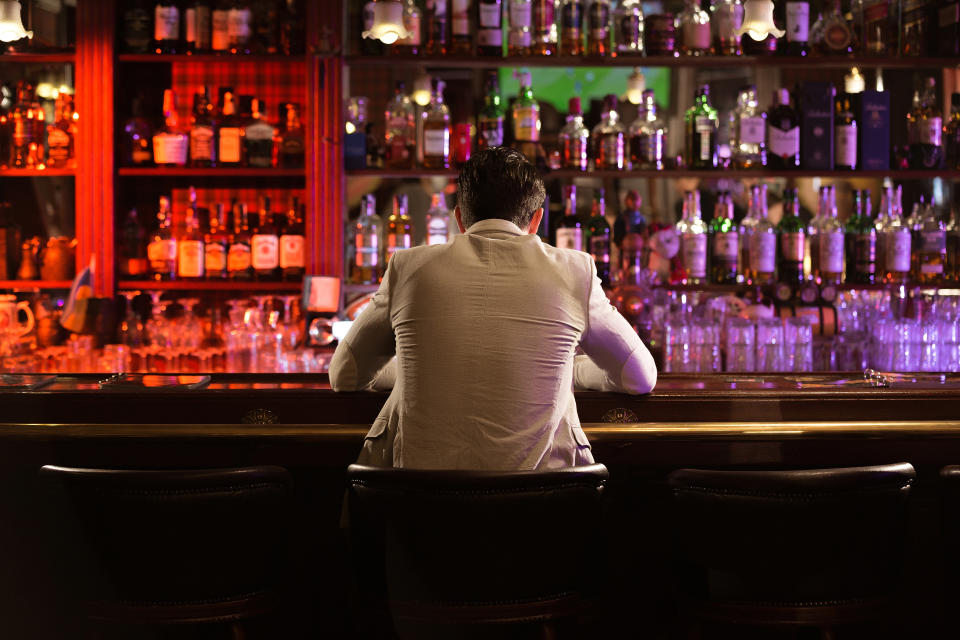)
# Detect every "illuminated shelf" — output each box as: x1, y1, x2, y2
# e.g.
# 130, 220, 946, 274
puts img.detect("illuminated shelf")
118, 53, 305, 63
0, 52, 75, 64
118, 280, 303, 291
348, 168, 960, 180
0, 280, 72, 289
118, 168, 305, 178
0, 168, 75, 177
